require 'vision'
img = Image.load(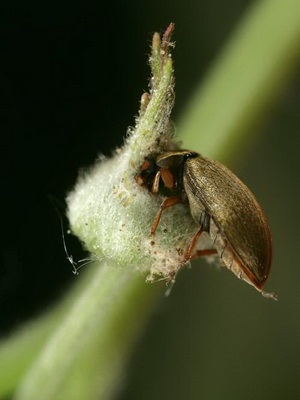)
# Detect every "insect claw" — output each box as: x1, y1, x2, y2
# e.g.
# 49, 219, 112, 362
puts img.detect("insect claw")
261, 290, 278, 301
